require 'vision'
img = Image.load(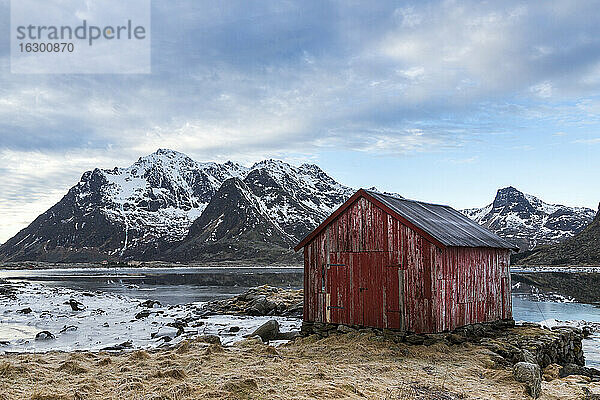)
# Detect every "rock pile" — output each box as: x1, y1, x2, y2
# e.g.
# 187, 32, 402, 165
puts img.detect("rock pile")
200, 285, 303, 317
